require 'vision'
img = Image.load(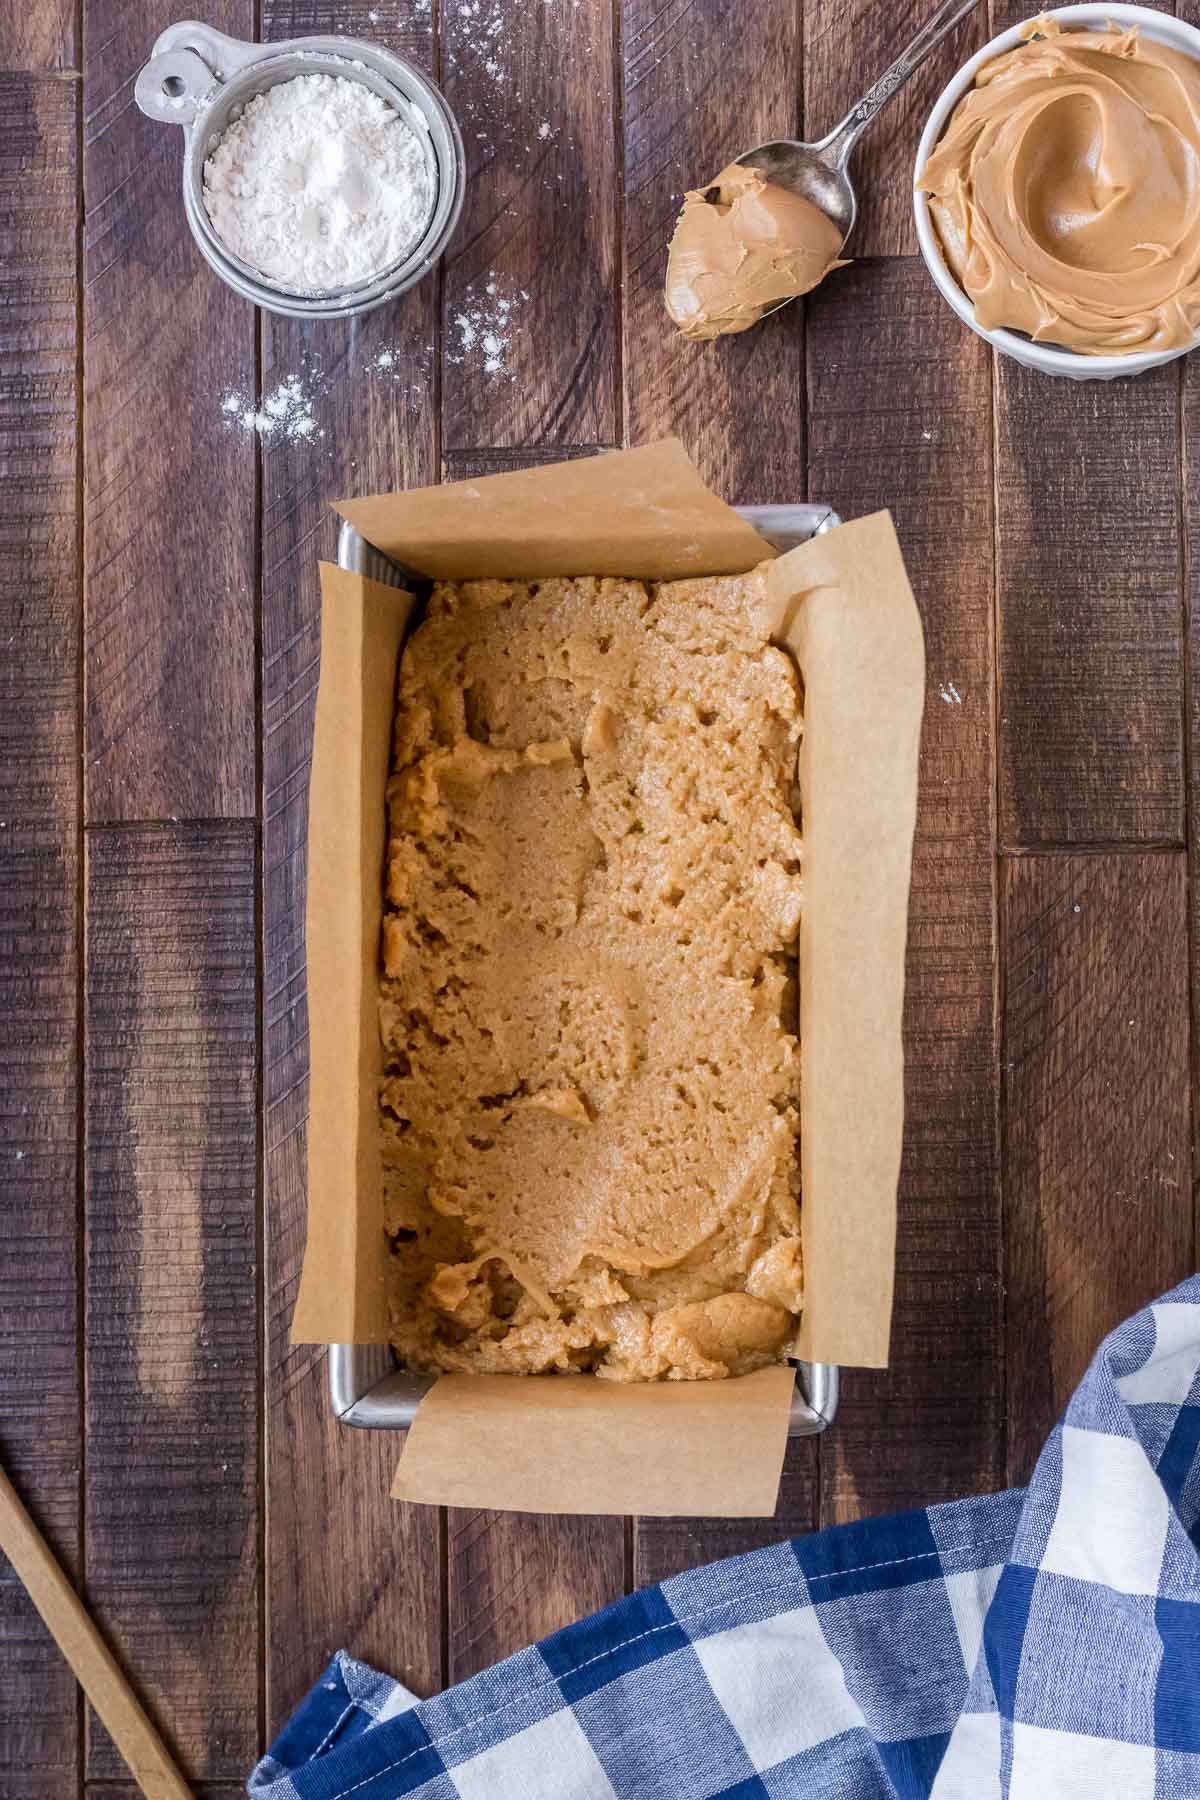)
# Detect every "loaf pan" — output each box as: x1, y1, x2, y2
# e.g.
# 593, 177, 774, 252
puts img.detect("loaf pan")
329, 501, 842, 1437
